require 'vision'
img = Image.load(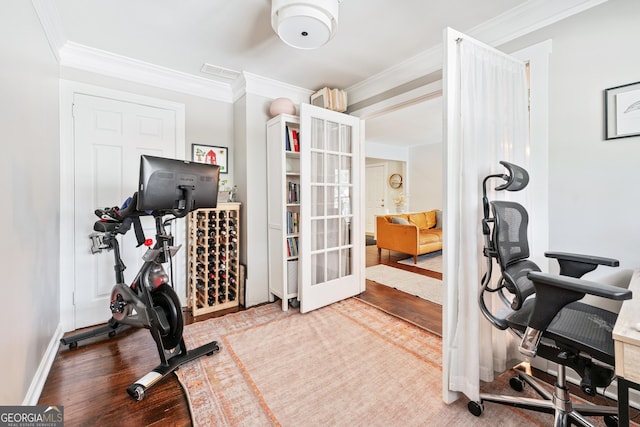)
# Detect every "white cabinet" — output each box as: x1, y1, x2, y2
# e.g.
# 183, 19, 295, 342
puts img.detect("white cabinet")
267, 104, 364, 313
